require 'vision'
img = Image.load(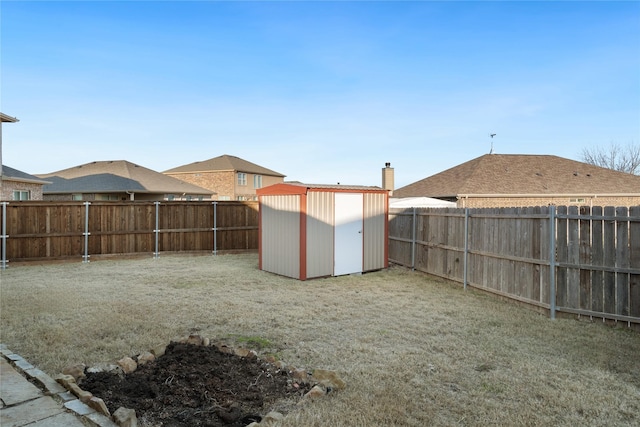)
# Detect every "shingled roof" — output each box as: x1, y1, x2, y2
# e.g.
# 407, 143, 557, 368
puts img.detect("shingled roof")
394, 154, 640, 198
2, 165, 50, 185
258, 182, 384, 196
0, 113, 19, 123
38, 160, 214, 195
163, 154, 285, 177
